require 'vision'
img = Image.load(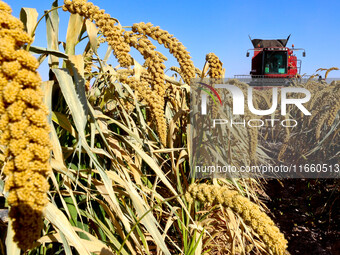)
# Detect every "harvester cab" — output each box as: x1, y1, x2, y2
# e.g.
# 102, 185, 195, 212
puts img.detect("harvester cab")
235, 35, 306, 86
